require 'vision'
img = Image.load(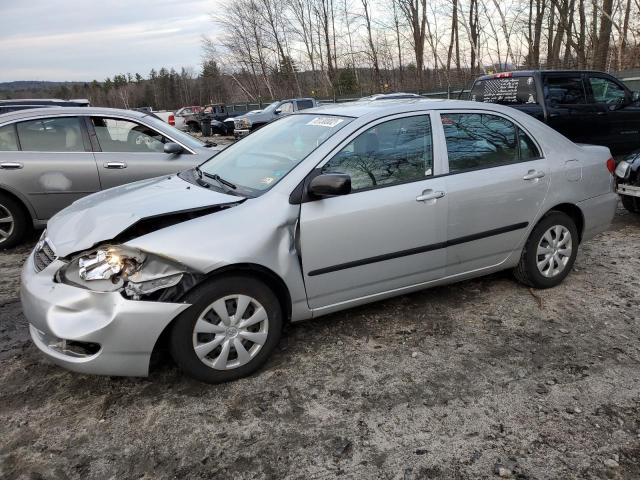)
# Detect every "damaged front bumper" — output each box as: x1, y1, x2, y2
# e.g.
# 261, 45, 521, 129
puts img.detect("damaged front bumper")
21, 253, 191, 377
